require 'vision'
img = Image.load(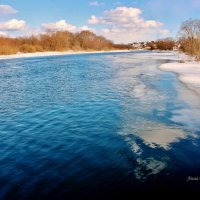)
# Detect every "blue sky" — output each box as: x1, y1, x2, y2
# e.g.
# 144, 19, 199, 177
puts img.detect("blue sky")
0, 0, 200, 43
